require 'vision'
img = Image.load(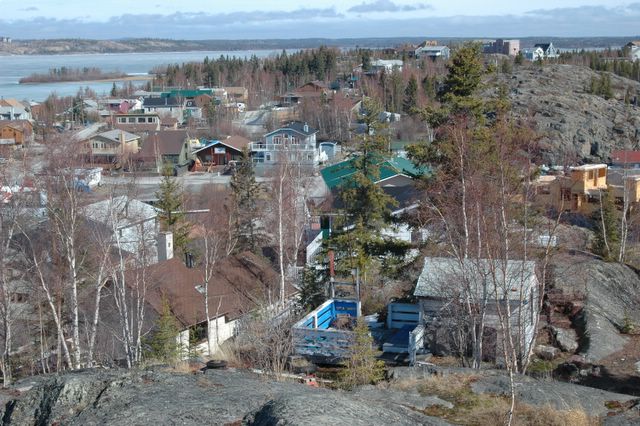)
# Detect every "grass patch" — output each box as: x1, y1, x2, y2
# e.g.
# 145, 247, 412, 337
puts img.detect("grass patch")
415, 374, 598, 426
